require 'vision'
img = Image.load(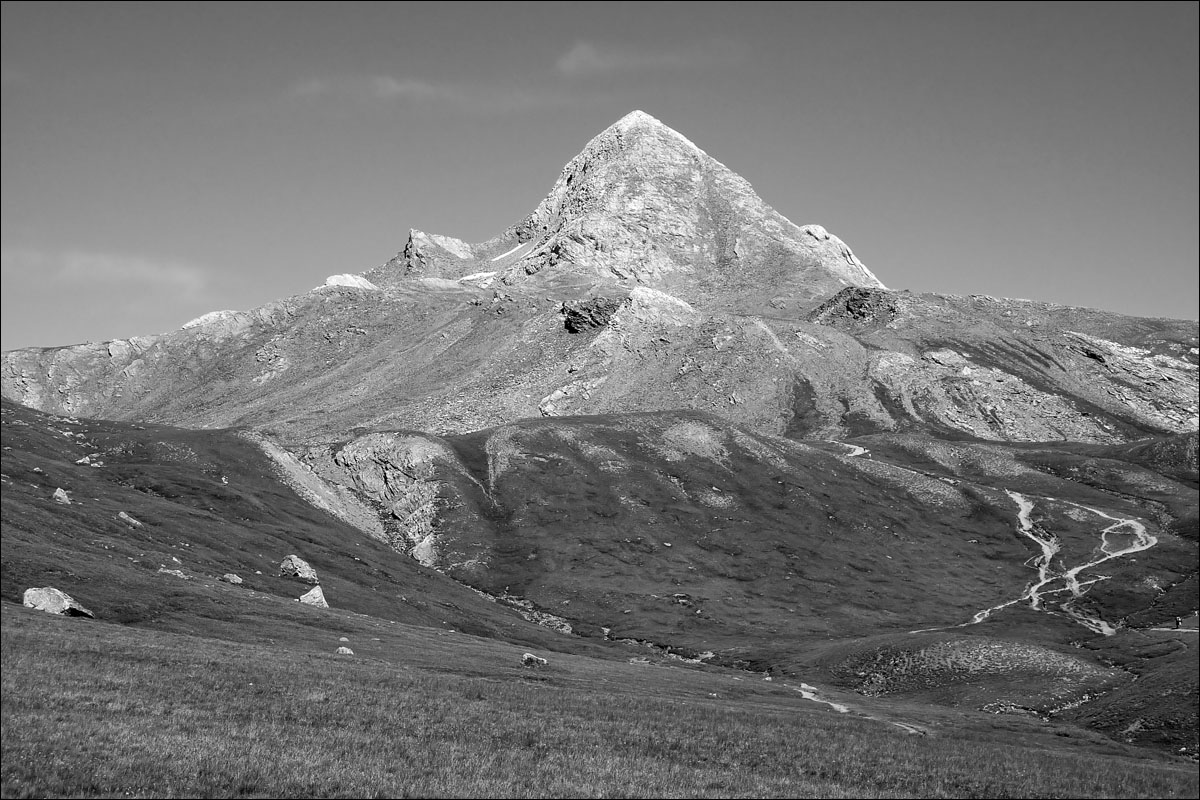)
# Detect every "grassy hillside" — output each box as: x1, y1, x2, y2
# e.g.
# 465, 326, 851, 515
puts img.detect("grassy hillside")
4, 604, 1196, 800
2, 398, 1197, 797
